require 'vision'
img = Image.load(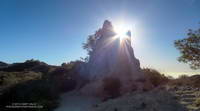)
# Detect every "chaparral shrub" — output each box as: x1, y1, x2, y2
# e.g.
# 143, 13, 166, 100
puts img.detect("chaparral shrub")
142, 68, 169, 87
